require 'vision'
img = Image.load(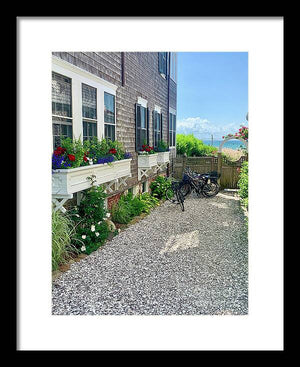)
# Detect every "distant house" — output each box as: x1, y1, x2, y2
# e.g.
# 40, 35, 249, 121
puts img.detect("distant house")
52, 52, 177, 208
